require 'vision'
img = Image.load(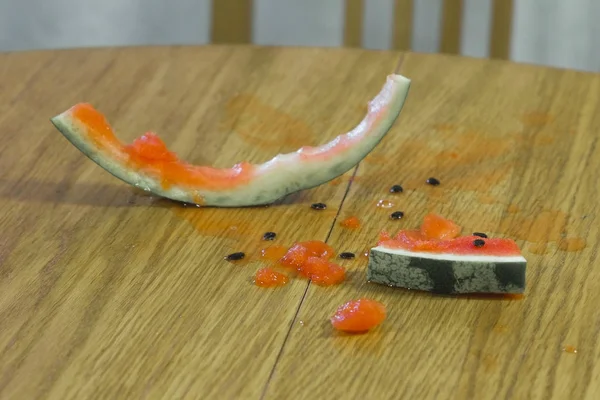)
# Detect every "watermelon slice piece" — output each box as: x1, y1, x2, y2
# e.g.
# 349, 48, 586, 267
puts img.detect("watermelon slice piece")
49, 74, 411, 207
367, 214, 527, 294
